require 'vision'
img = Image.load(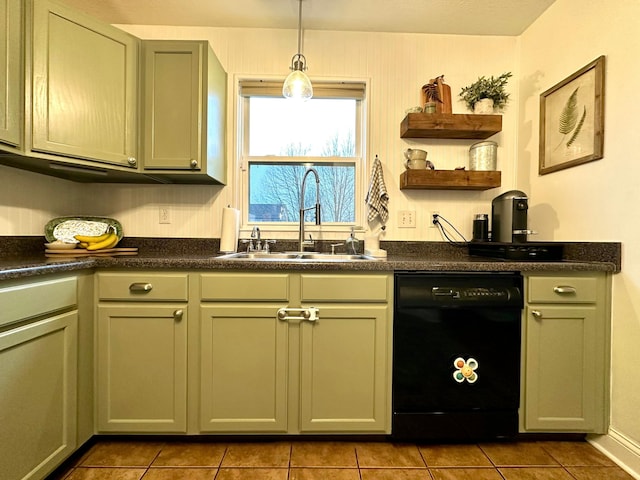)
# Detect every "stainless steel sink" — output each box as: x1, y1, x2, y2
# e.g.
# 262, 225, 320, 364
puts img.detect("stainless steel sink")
216, 252, 378, 262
